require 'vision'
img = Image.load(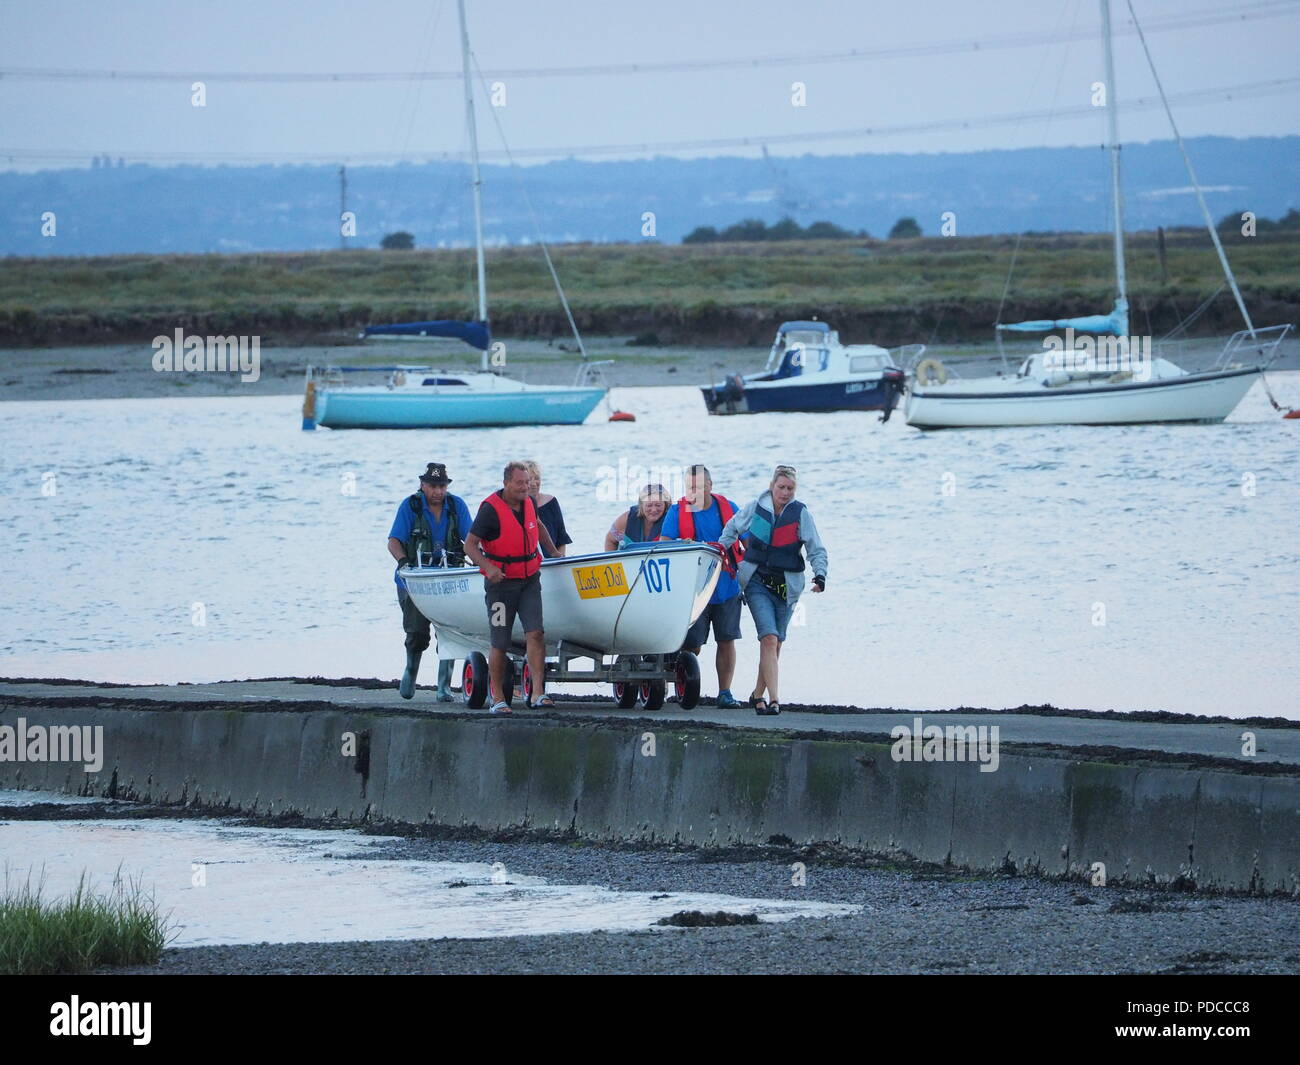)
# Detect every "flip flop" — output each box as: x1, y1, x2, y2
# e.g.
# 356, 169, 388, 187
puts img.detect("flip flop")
532, 695, 556, 708
488, 701, 512, 715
